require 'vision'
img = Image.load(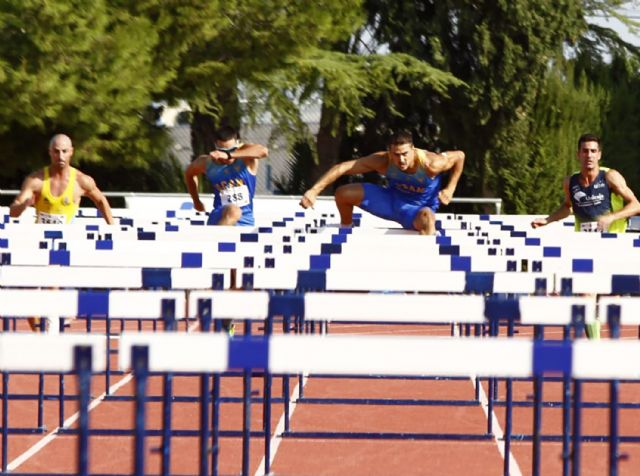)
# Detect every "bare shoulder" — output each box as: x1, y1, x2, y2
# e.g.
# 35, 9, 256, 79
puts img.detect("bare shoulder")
21, 169, 45, 190
605, 168, 625, 183
425, 149, 463, 171
75, 169, 98, 193
605, 168, 632, 193
186, 155, 209, 172
361, 150, 388, 165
